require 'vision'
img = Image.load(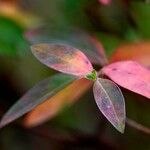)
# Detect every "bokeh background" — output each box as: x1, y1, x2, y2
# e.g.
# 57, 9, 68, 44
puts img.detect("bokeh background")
0, 0, 150, 149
